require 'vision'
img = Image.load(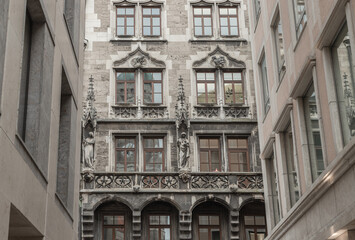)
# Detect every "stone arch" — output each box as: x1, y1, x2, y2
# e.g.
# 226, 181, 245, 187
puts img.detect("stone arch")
138, 196, 182, 212
91, 195, 134, 212
239, 199, 267, 240
190, 195, 232, 213
238, 196, 265, 211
